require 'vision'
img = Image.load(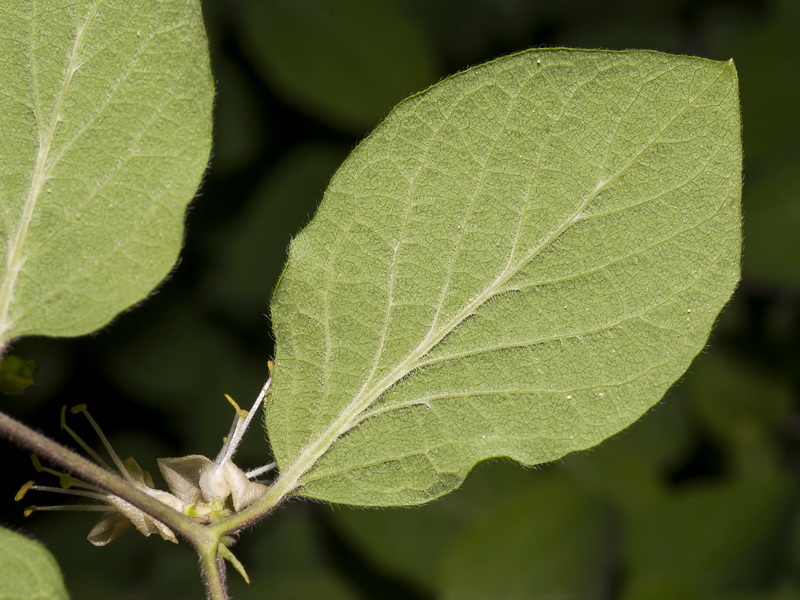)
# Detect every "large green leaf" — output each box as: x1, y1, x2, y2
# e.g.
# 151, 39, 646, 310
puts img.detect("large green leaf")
268, 49, 742, 505
0, 527, 69, 600
0, 0, 212, 345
